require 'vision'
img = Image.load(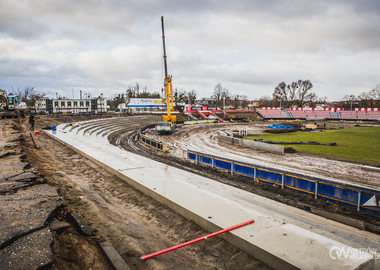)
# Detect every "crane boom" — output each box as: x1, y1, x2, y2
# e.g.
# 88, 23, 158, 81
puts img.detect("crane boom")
160, 16, 176, 124
161, 16, 168, 79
